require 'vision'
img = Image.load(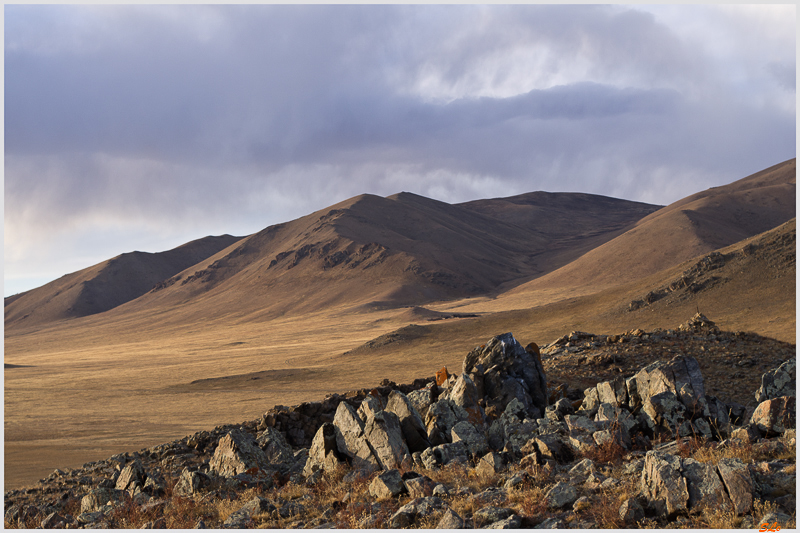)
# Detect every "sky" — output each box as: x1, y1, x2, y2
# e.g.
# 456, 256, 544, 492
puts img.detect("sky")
4, 4, 796, 297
